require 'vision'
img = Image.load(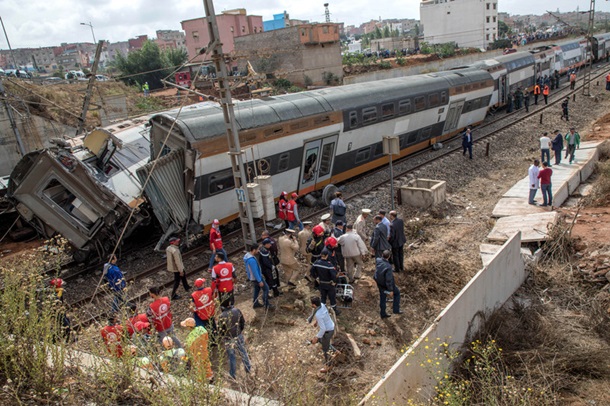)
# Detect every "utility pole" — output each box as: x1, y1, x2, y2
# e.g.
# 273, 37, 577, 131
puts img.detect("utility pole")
0, 81, 26, 155
0, 16, 18, 70
203, 0, 257, 247
582, 0, 595, 97
324, 3, 331, 23
75, 40, 103, 136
